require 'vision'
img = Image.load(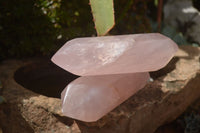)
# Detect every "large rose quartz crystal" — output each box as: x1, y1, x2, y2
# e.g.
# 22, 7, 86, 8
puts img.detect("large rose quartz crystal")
51, 33, 178, 122
52, 33, 178, 76
61, 73, 150, 122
